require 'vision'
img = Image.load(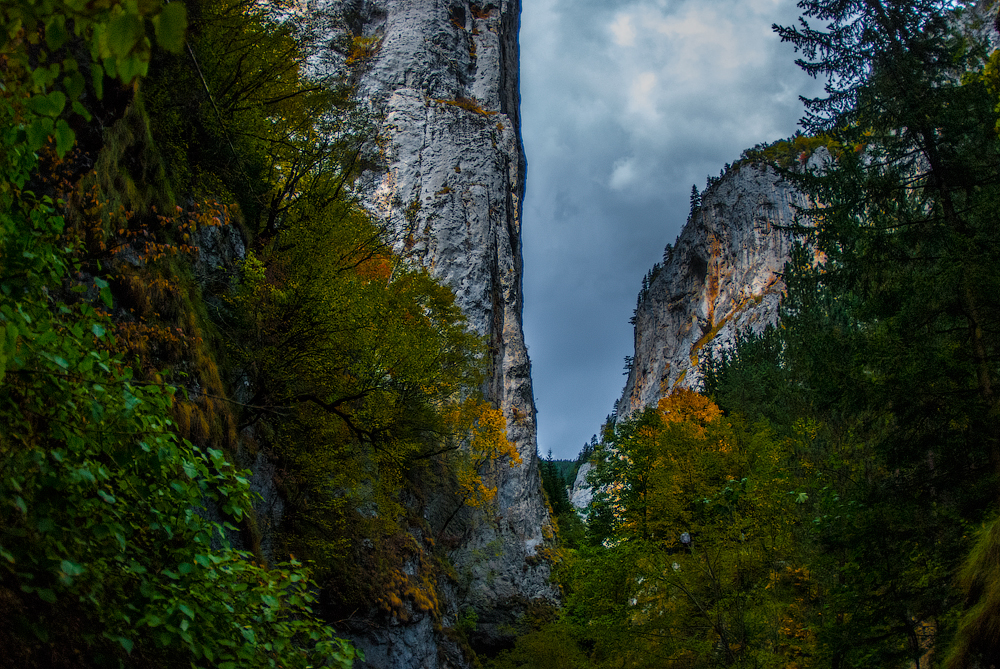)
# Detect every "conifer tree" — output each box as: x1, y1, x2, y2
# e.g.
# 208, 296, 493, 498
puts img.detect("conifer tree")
773, 1, 1000, 664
